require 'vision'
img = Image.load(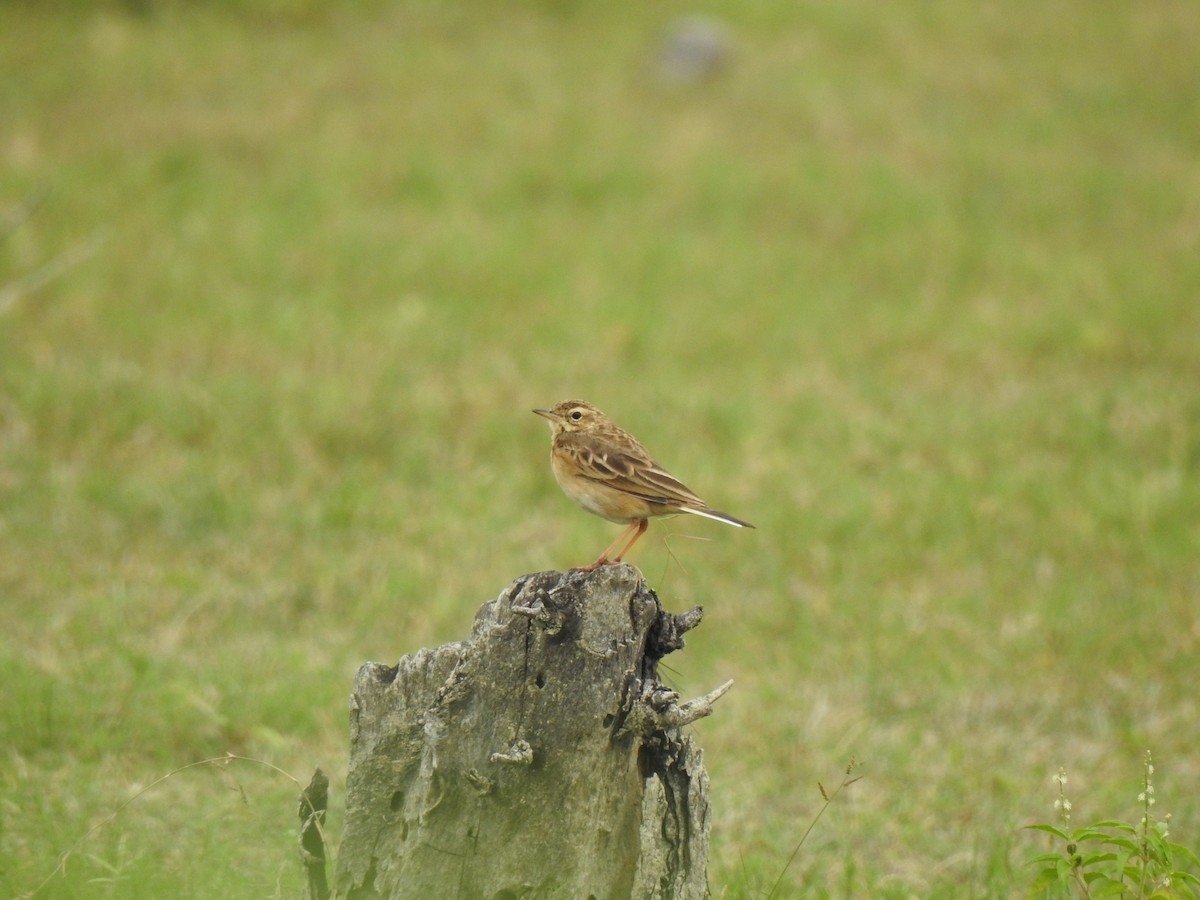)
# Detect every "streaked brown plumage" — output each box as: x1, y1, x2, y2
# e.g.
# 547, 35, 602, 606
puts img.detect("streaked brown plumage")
533, 400, 754, 571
